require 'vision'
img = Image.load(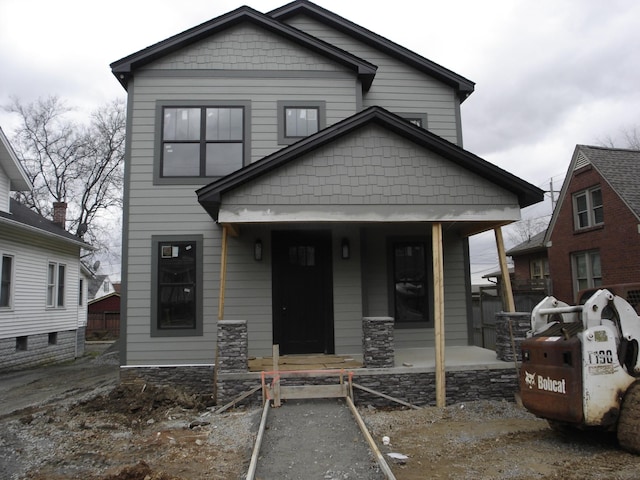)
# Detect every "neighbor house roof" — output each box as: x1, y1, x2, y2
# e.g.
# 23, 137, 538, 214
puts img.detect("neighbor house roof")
110, 5, 377, 91
269, 0, 475, 102
545, 145, 640, 243
0, 198, 91, 249
505, 230, 547, 256
0, 127, 31, 191
197, 106, 544, 220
